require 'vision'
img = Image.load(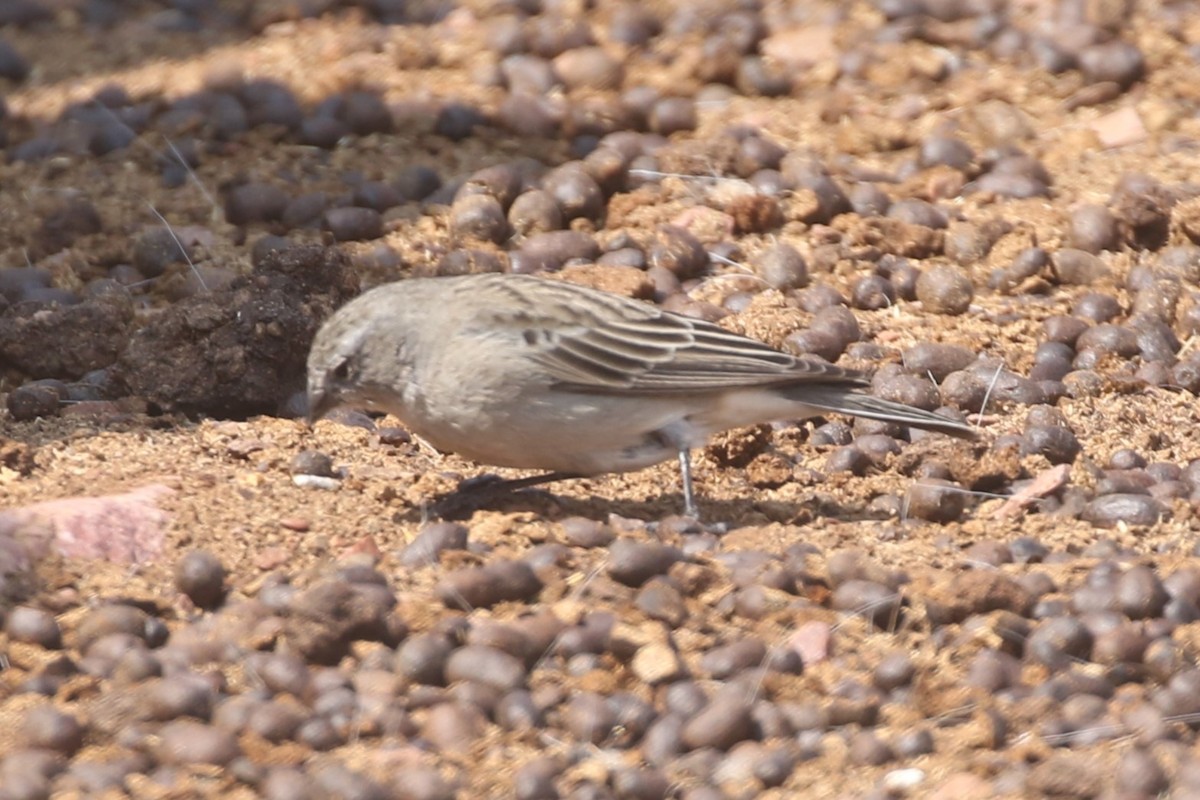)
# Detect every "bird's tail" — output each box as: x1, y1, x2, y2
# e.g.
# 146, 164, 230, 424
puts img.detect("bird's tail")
782, 385, 978, 439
